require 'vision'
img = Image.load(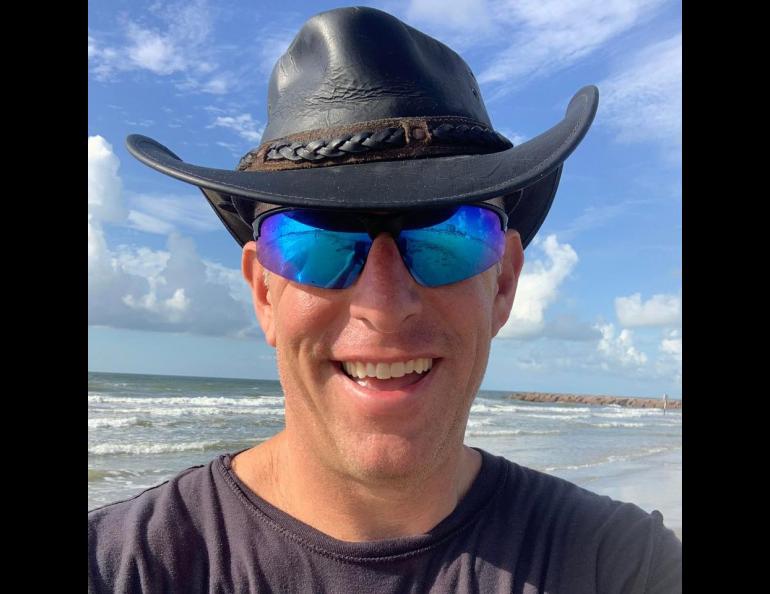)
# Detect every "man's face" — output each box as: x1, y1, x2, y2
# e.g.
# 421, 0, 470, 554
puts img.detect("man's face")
242, 207, 523, 482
